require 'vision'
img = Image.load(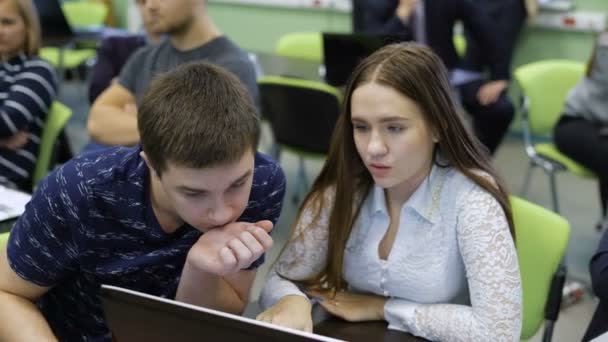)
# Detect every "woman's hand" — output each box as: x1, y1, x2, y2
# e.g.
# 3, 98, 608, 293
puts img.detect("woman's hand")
256, 295, 313, 332
309, 290, 387, 322
0, 131, 28, 150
